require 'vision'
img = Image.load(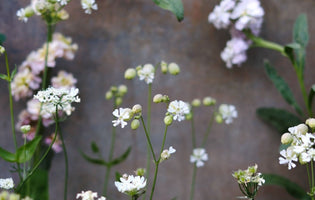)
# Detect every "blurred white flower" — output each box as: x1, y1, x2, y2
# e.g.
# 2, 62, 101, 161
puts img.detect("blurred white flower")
218, 104, 237, 124
112, 108, 130, 128
160, 146, 176, 161
0, 178, 14, 190
51, 70, 77, 89
190, 148, 208, 167
221, 37, 249, 68
81, 0, 98, 14
115, 174, 146, 196
76, 190, 106, 200
167, 100, 190, 122
16, 8, 28, 22
208, 0, 235, 29
137, 64, 155, 84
